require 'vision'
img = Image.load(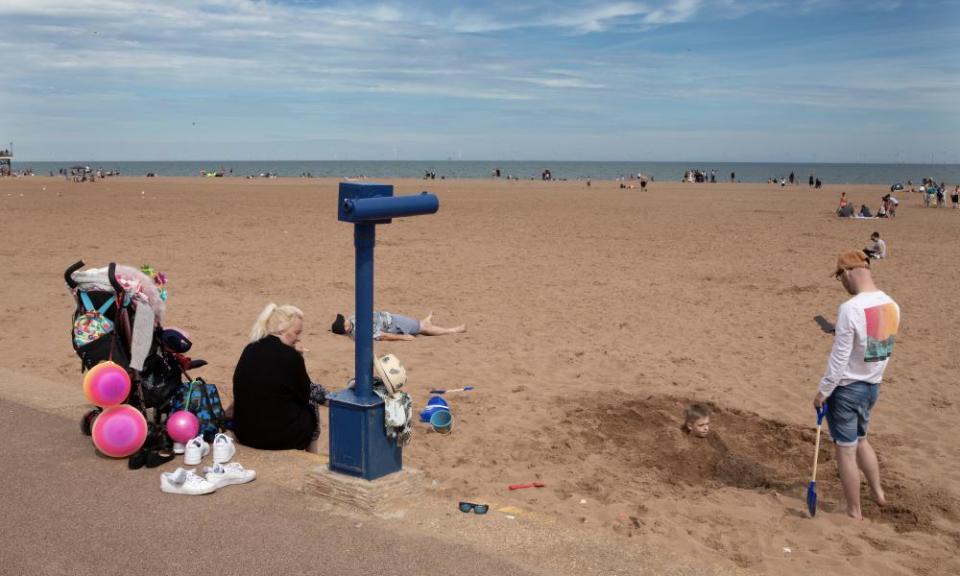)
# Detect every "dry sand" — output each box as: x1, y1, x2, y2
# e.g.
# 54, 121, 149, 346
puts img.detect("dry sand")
1, 176, 958, 575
